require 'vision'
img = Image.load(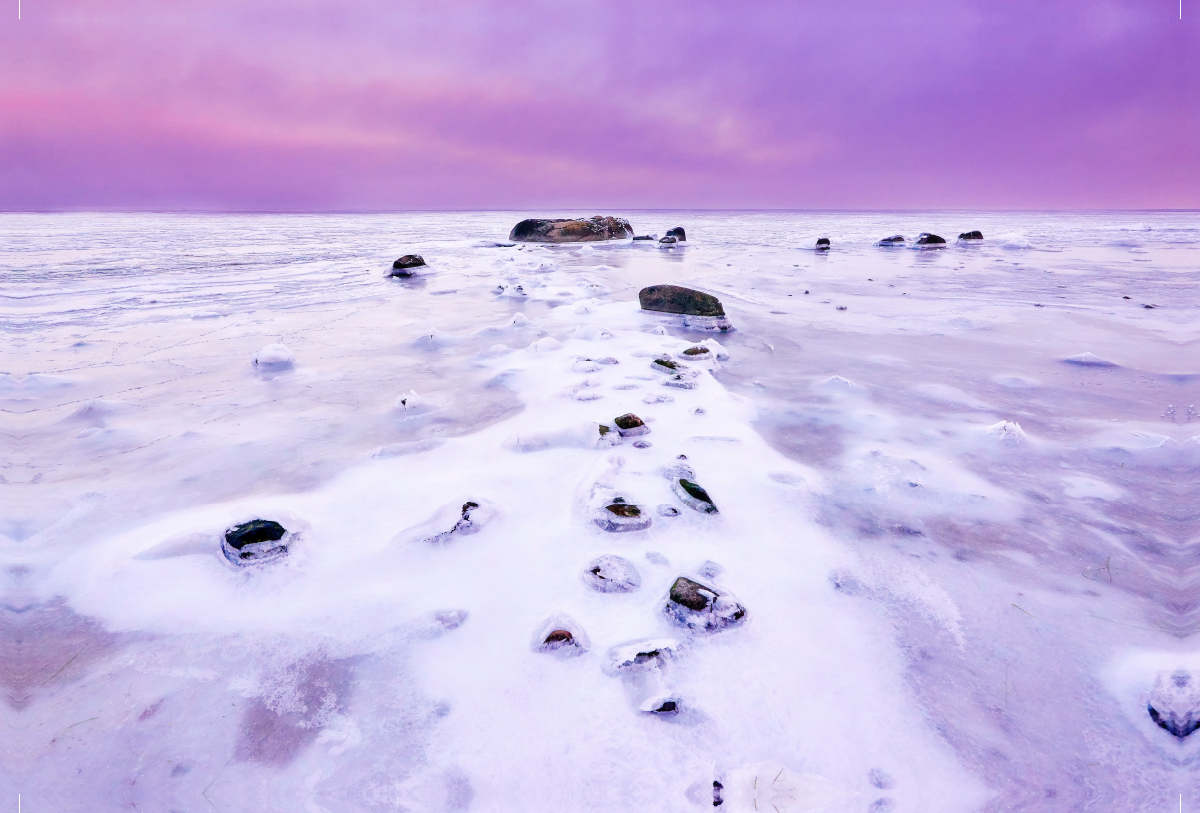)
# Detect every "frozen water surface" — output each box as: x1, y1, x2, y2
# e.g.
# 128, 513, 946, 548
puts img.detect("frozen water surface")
1, 211, 1198, 811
